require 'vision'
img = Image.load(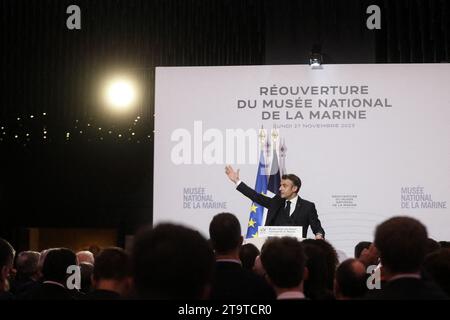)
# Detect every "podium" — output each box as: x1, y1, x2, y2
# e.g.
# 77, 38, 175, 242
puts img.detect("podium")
243, 226, 303, 251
